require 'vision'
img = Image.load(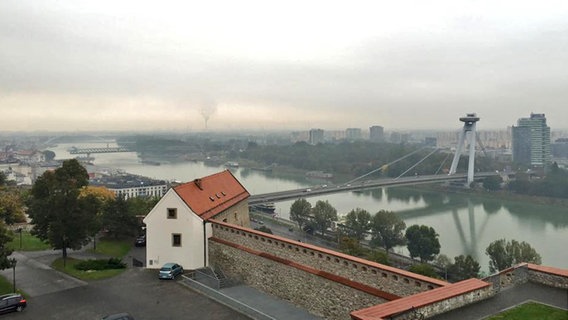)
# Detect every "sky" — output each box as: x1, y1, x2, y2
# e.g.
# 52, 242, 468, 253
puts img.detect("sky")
1, 0, 568, 132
